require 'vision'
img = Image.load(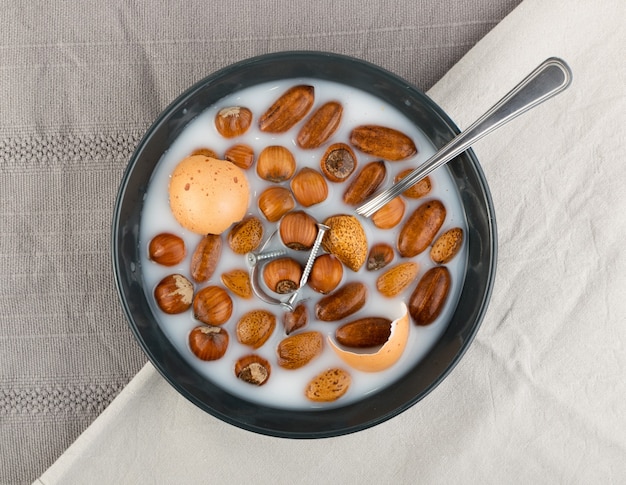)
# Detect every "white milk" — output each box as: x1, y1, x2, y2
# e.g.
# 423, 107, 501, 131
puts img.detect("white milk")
139, 79, 468, 410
